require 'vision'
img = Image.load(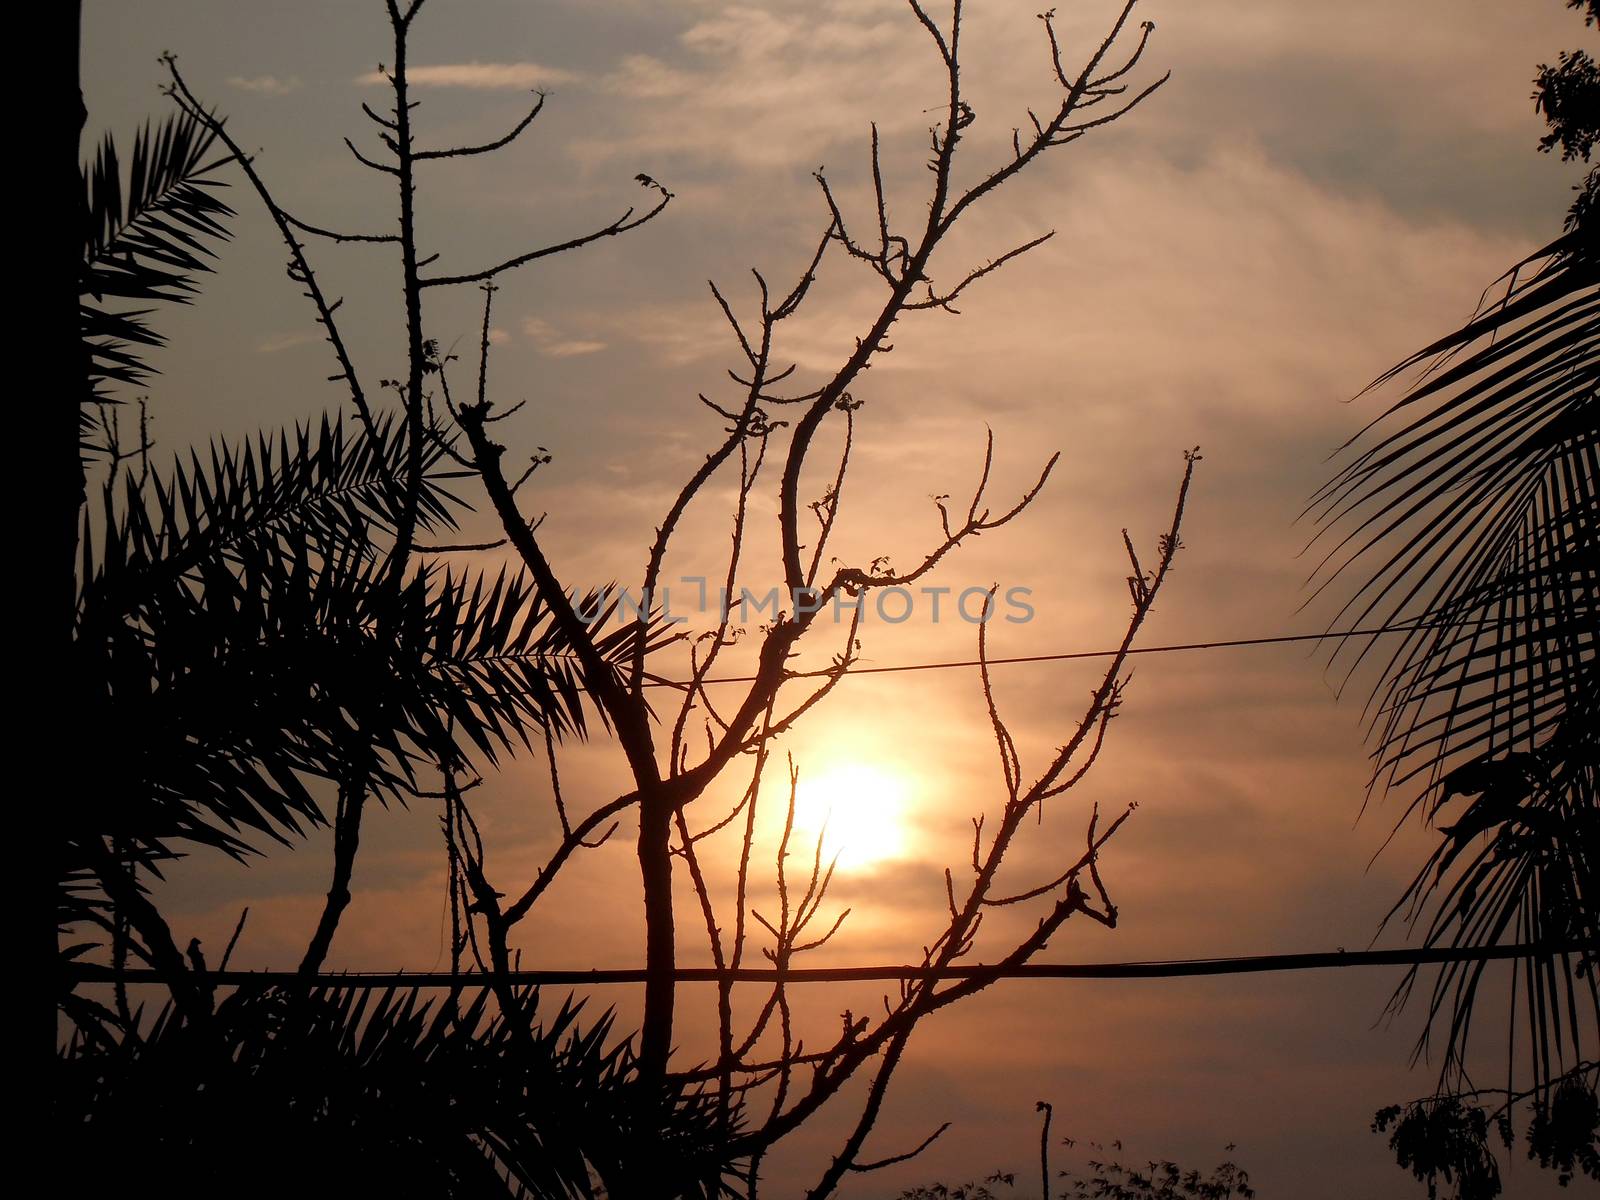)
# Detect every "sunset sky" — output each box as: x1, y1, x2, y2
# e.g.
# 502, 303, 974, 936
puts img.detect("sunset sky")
83, 1, 1592, 1195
